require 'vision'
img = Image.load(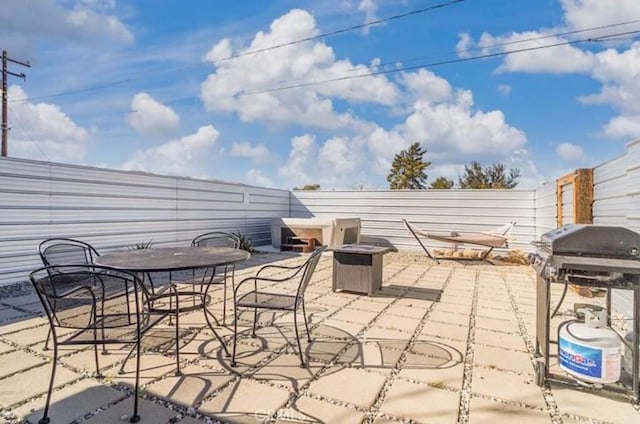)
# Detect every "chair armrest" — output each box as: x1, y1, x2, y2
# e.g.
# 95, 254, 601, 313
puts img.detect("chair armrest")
255, 263, 302, 277
233, 276, 292, 297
